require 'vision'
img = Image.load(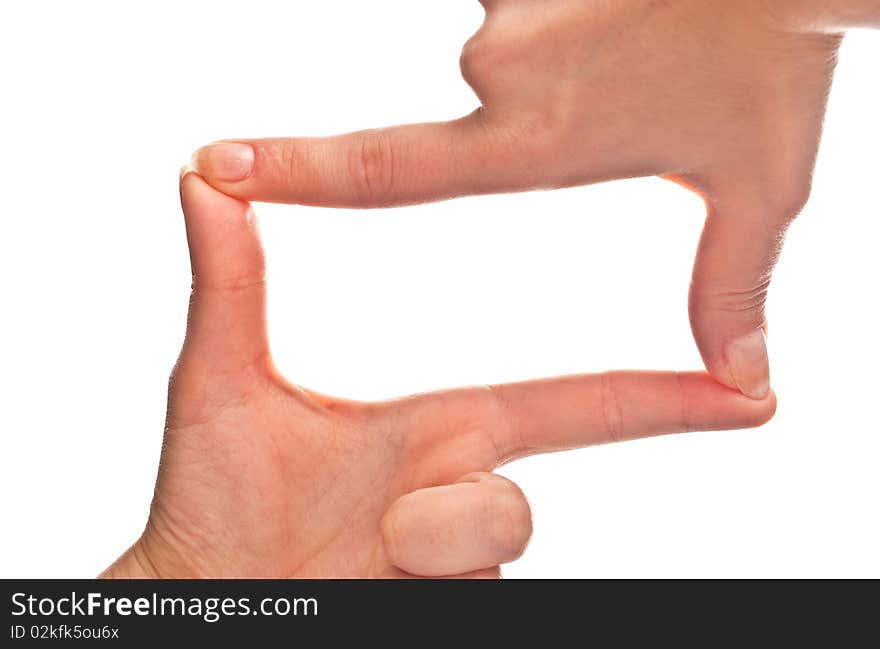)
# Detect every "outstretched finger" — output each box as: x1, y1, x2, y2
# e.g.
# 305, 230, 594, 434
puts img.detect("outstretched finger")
189, 113, 538, 209
178, 170, 269, 370
400, 371, 776, 469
